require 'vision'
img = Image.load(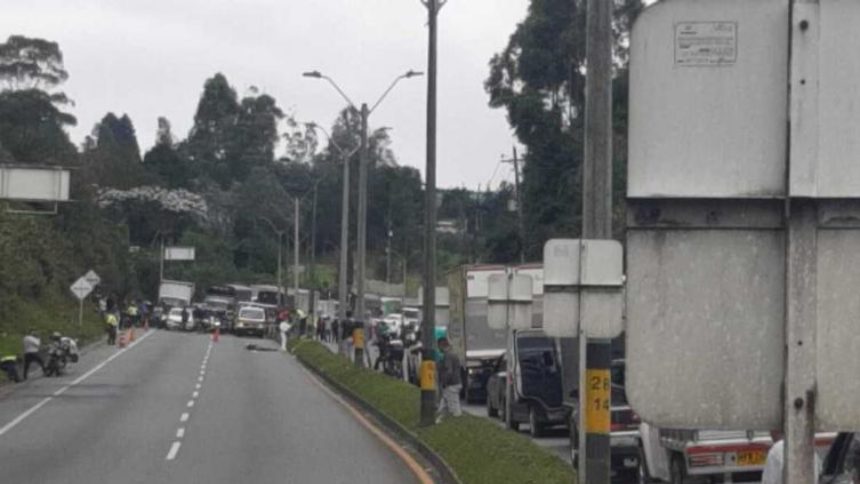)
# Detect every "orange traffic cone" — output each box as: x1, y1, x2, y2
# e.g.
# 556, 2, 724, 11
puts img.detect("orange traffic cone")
143, 319, 149, 331
129, 327, 136, 342
212, 327, 220, 343
118, 330, 127, 348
